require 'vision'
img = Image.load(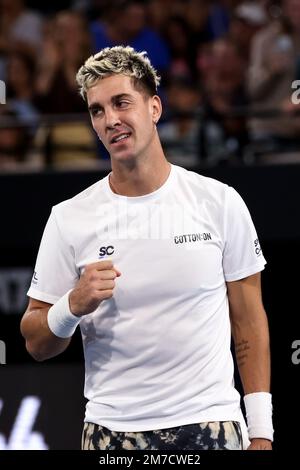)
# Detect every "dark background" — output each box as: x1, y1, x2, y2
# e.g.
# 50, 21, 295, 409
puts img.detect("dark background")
0, 164, 299, 450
